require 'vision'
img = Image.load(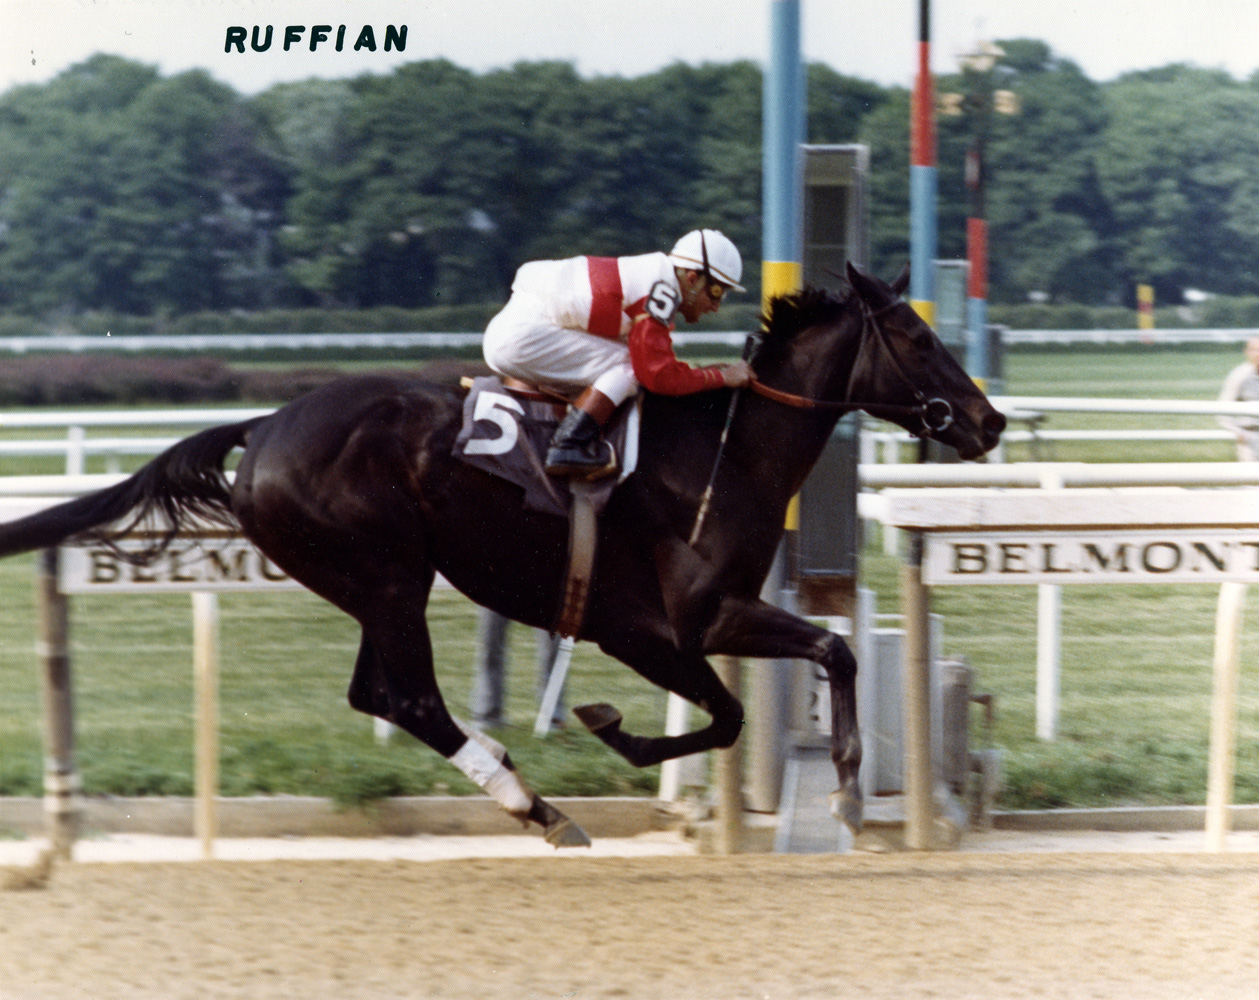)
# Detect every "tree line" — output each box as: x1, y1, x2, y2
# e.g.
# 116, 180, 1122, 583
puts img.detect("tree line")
1, 43, 1257, 322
